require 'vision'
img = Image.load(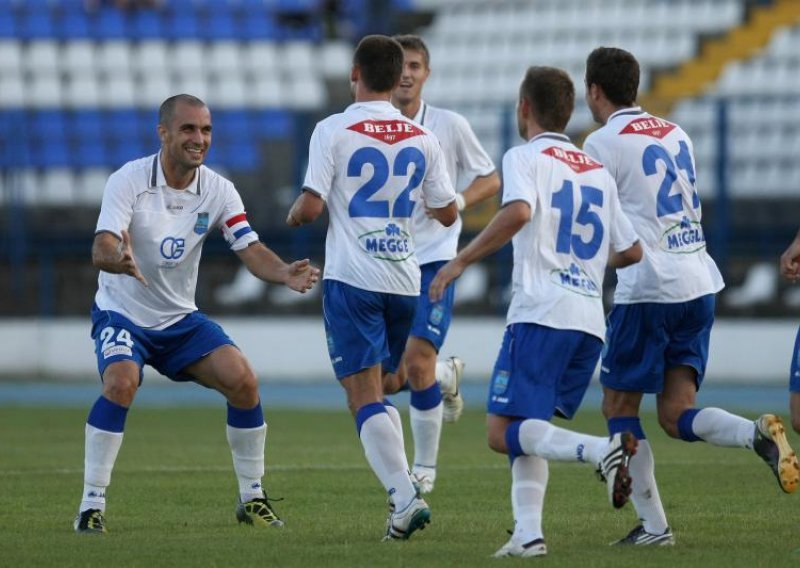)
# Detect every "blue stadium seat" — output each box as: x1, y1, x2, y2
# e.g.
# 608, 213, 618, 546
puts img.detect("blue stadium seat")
202, 5, 237, 39
91, 8, 128, 40
130, 9, 164, 39
214, 110, 253, 142
70, 110, 104, 144
73, 141, 109, 168
19, 8, 56, 39
60, 7, 92, 39
161, 7, 201, 40
110, 139, 147, 167
106, 109, 141, 142
0, 10, 16, 37
221, 141, 260, 171
252, 109, 292, 138
35, 138, 71, 168
31, 110, 68, 141
239, 5, 279, 40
